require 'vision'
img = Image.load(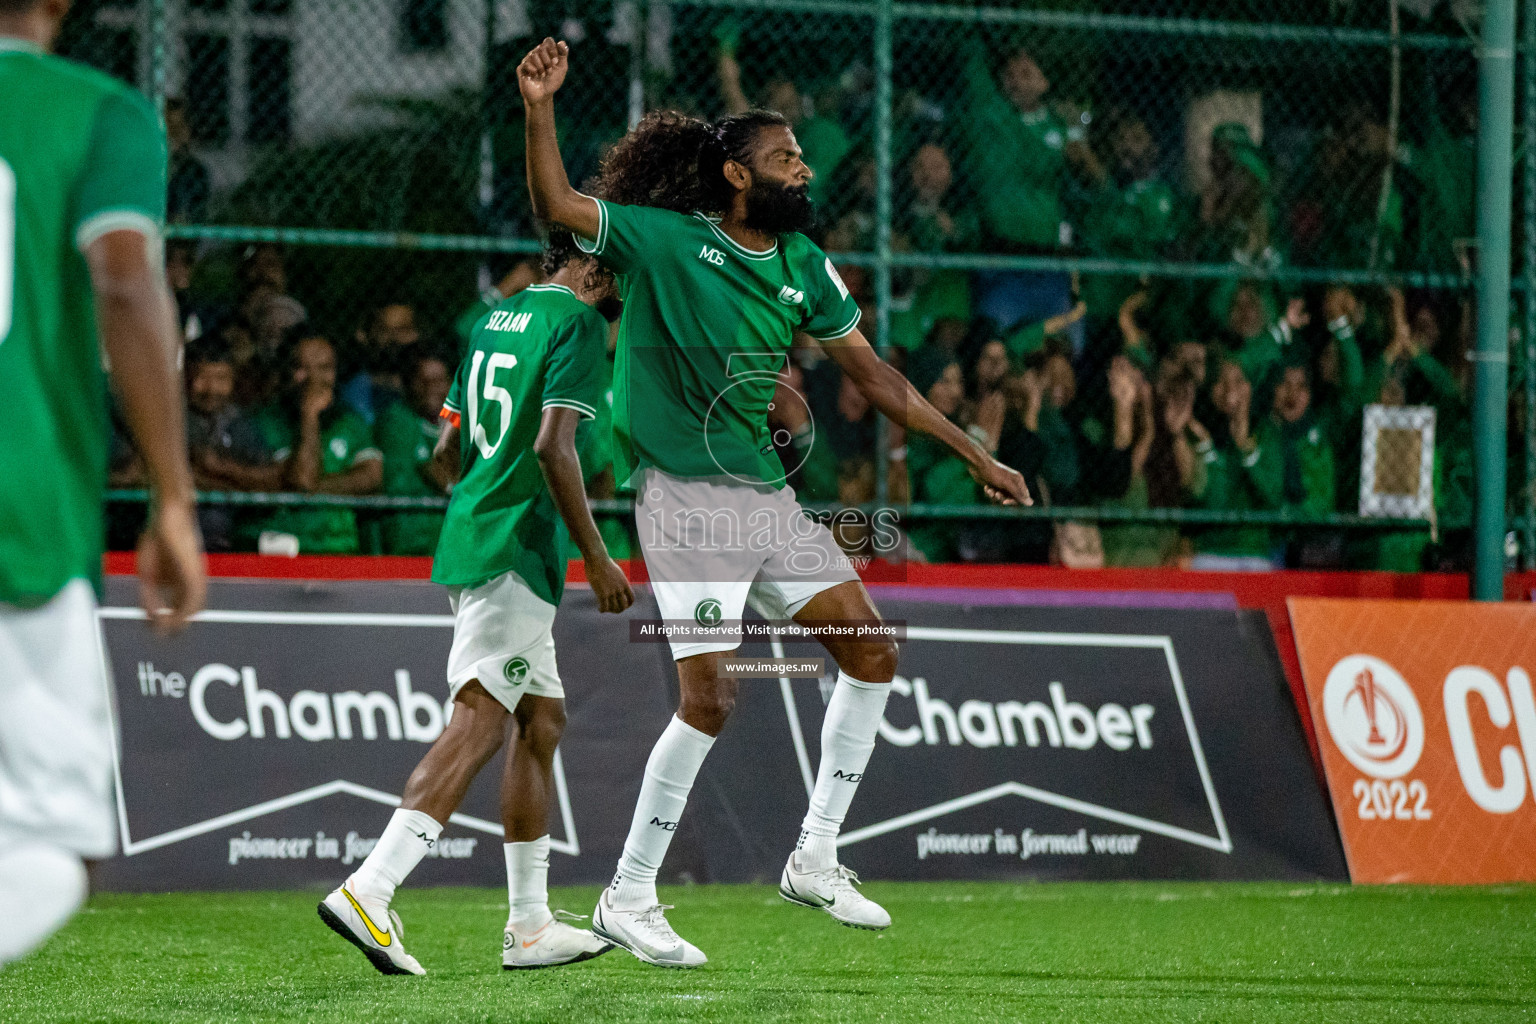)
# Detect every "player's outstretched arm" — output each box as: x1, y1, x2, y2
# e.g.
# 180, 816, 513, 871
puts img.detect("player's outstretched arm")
819, 327, 1032, 506
533, 408, 634, 613
519, 38, 601, 241
88, 230, 208, 632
